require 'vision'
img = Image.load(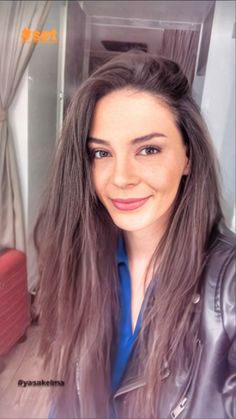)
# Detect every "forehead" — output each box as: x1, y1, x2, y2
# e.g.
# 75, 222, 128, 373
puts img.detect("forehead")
89, 89, 178, 139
